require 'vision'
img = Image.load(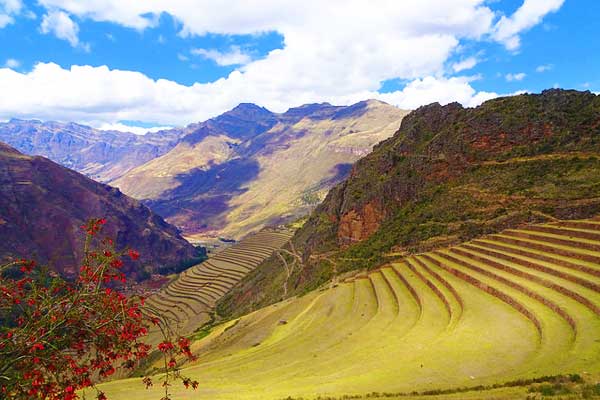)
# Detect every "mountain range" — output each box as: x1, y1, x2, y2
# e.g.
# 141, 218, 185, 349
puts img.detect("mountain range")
113, 100, 408, 240
2, 100, 408, 241
0, 119, 185, 182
